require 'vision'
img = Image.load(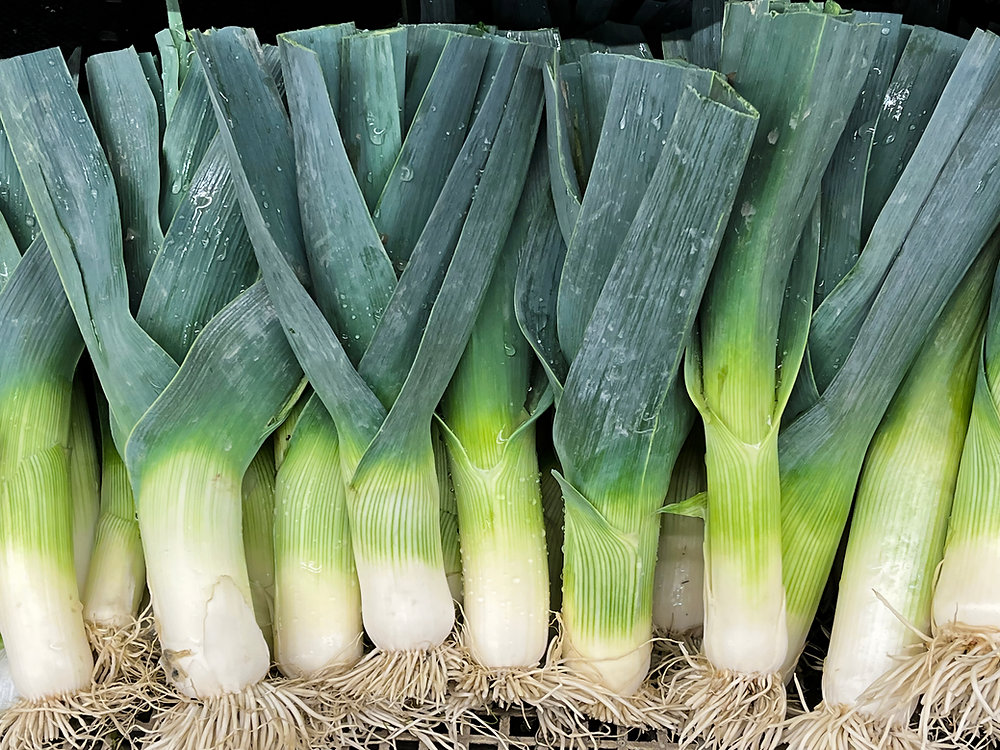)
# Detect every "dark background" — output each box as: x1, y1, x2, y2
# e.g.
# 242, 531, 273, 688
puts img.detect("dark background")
1, 0, 996, 61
